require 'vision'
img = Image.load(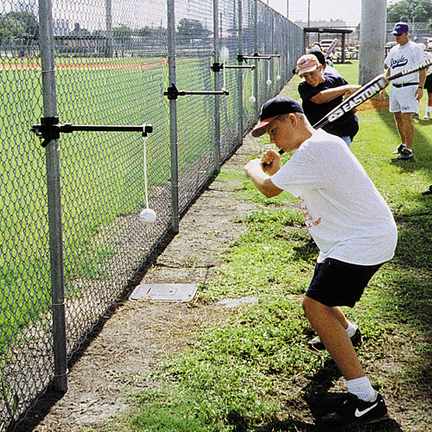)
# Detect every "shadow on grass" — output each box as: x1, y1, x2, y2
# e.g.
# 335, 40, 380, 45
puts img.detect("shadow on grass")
376, 106, 432, 182
371, 106, 432, 401
250, 359, 404, 432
